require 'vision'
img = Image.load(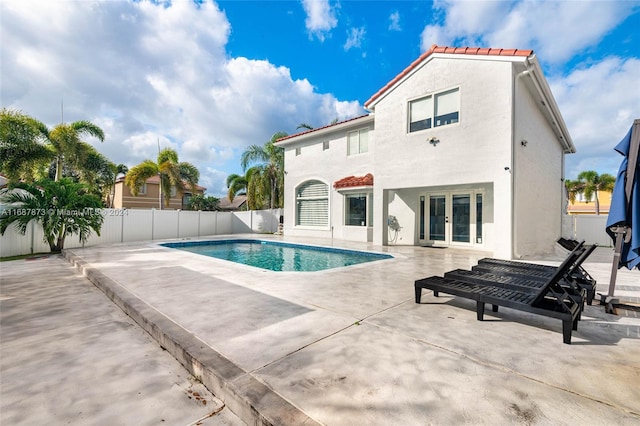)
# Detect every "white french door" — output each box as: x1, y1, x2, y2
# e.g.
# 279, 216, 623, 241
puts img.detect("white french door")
419, 191, 483, 247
